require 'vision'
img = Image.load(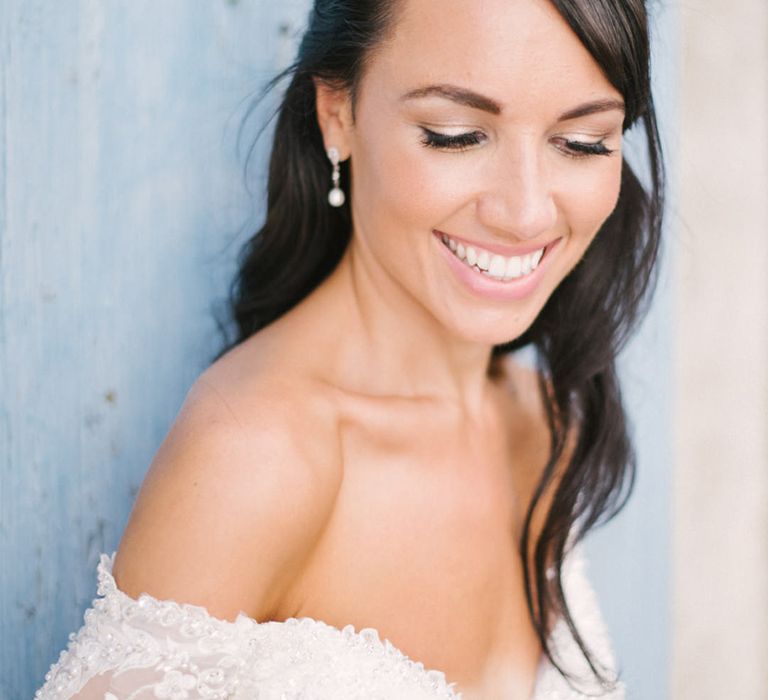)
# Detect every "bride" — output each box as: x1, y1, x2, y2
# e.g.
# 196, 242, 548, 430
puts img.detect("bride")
37, 0, 663, 697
